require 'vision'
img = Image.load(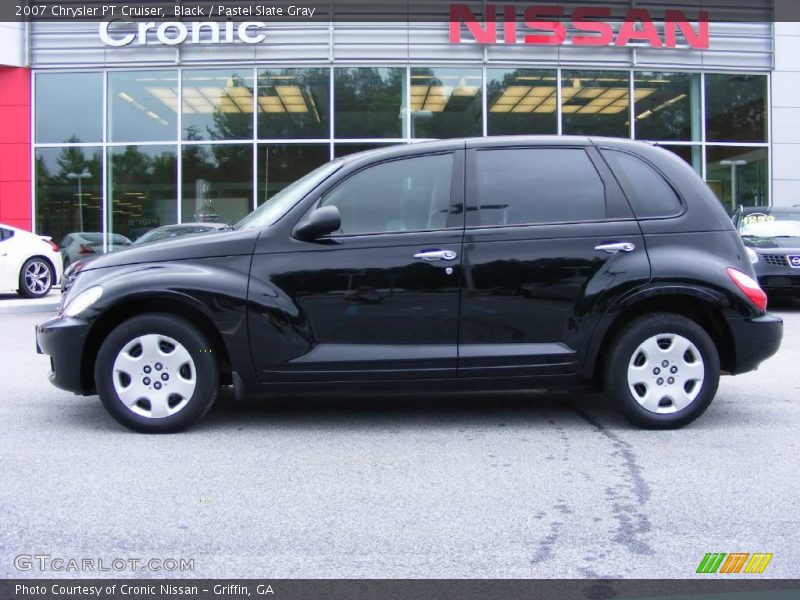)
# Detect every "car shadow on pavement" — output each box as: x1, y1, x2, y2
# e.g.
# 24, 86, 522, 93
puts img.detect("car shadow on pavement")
192, 389, 628, 433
